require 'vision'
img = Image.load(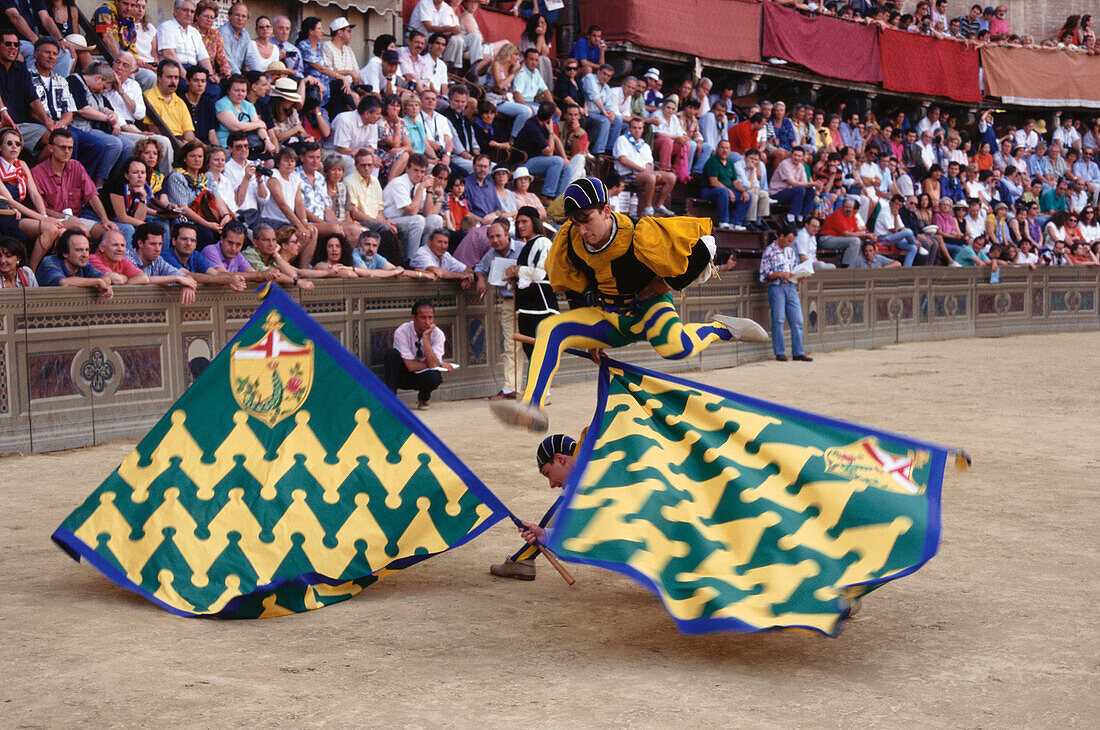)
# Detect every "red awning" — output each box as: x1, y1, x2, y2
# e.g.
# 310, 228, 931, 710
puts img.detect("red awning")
582, 0, 761, 65
982, 46, 1100, 108
878, 29, 981, 104
762, 2, 882, 83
